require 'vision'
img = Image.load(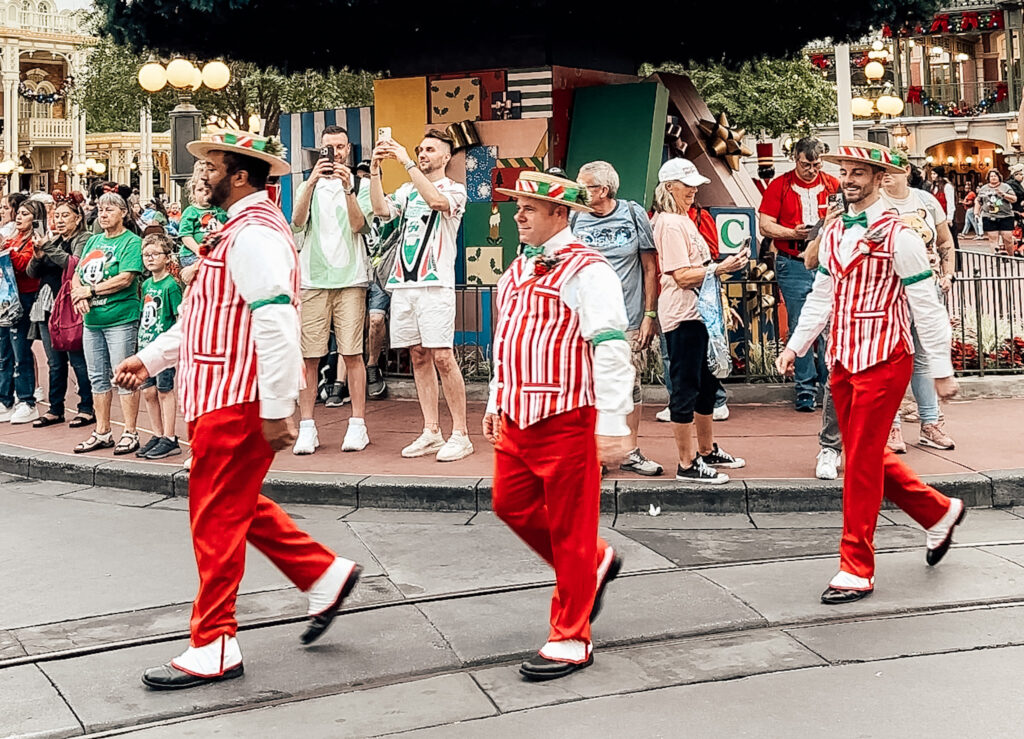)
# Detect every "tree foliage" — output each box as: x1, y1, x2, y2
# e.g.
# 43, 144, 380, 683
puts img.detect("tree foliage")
650, 58, 839, 139
73, 32, 376, 135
